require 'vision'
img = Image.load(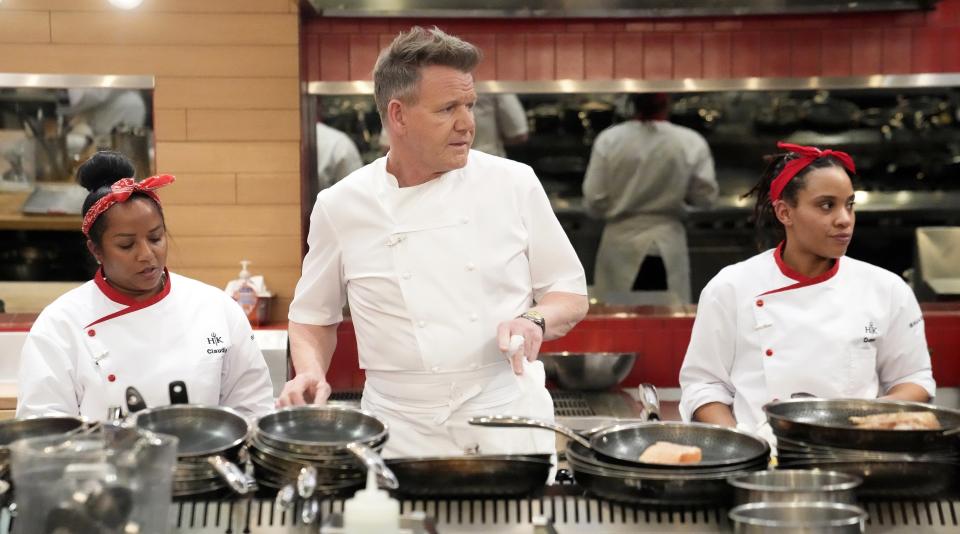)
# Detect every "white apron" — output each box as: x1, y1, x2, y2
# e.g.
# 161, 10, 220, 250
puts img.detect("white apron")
361, 361, 555, 458
593, 214, 691, 303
